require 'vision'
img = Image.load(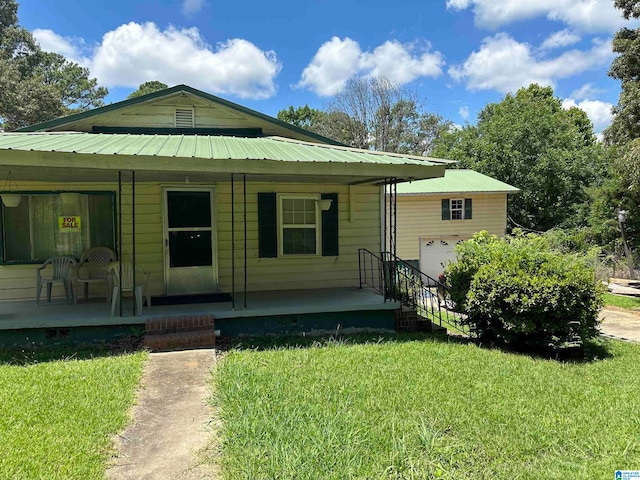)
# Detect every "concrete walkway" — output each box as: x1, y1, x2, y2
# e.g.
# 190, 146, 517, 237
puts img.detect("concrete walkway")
599, 307, 640, 342
107, 349, 218, 480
